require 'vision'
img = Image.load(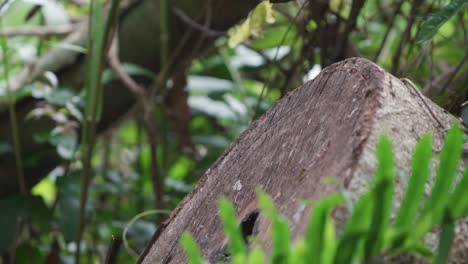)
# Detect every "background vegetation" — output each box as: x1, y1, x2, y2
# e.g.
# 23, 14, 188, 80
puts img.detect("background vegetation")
0, 0, 466, 263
